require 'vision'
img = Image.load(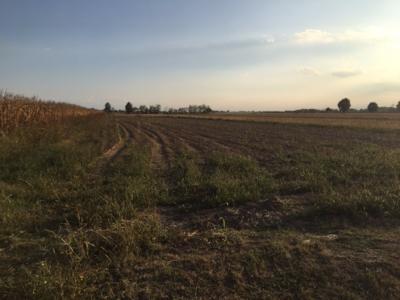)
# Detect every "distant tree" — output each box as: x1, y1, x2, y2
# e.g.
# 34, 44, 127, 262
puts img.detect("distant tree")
149, 104, 161, 114
186, 104, 212, 114
198, 104, 212, 113
139, 105, 148, 114
125, 102, 133, 114
188, 105, 197, 114
204, 106, 212, 113
378, 106, 396, 113
168, 108, 178, 114
178, 107, 188, 114
155, 104, 161, 113
104, 102, 112, 113
132, 106, 139, 113
397, 101, 400, 112
338, 98, 351, 113
367, 102, 379, 113
294, 108, 320, 113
